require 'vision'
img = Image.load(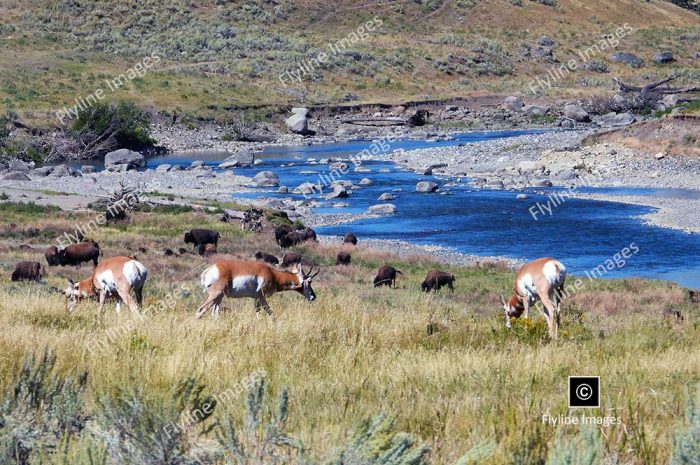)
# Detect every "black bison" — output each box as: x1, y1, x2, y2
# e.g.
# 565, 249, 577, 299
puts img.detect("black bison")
343, 233, 358, 245
274, 224, 294, 245
48, 240, 101, 267
164, 248, 175, 256
421, 271, 456, 293
281, 252, 302, 269
11, 261, 46, 282
255, 251, 279, 265
373, 266, 402, 288
689, 290, 699, 304
279, 228, 317, 248
184, 229, 220, 253
336, 251, 351, 265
